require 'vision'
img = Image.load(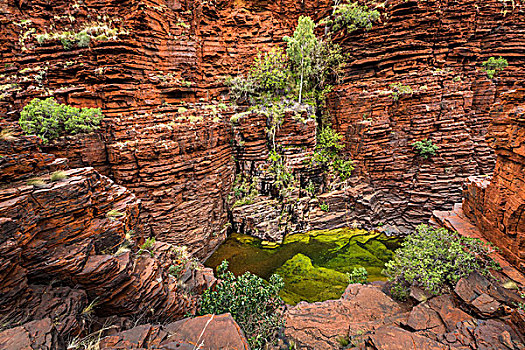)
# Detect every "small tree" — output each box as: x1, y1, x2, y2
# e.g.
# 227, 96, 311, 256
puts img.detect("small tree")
284, 16, 319, 104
